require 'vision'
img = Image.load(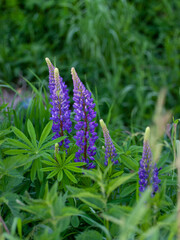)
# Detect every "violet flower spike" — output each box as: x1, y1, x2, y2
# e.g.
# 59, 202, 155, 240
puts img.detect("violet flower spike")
46, 58, 72, 148
138, 127, 161, 196
71, 67, 98, 169
100, 119, 118, 166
